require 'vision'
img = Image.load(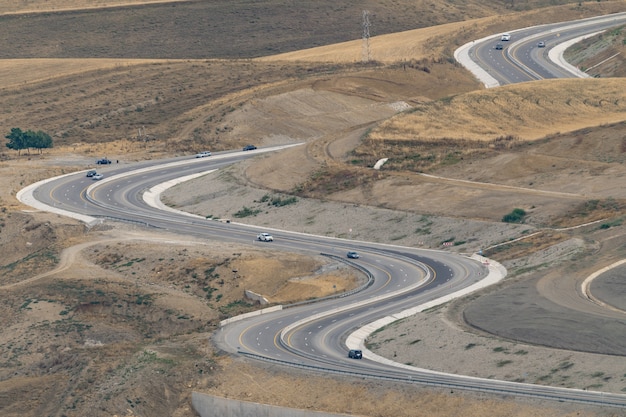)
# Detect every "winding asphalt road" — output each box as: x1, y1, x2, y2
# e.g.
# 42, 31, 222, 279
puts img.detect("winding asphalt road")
18, 12, 626, 409
455, 12, 626, 87
19, 145, 626, 408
